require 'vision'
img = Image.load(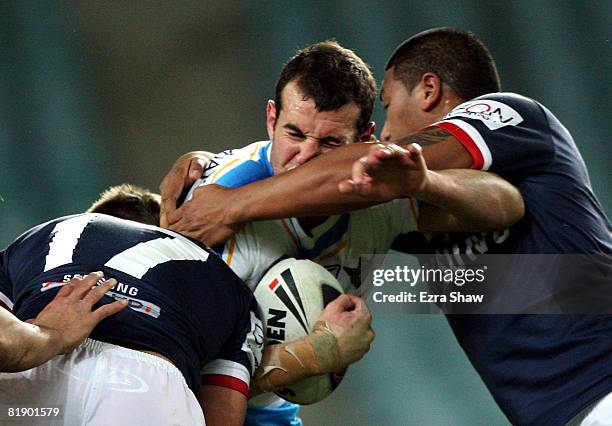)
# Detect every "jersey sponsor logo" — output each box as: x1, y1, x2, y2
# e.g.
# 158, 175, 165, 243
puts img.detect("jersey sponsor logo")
39, 274, 160, 318
107, 290, 161, 318
445, 100, 524, 130
114, 282, 139, 296
41, 274, 139, 296
41, 273, 105, 292
41, 281, 67, 292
